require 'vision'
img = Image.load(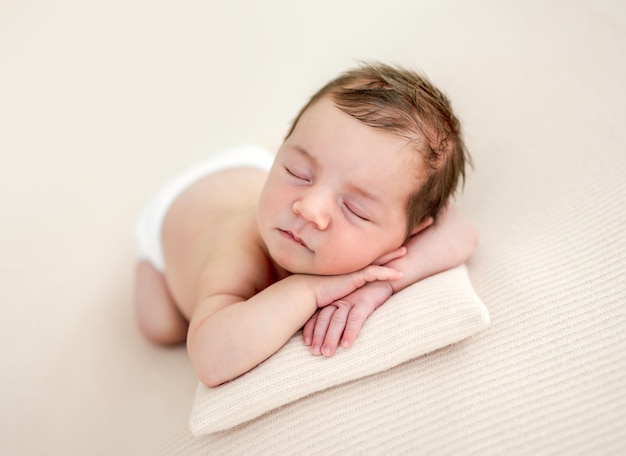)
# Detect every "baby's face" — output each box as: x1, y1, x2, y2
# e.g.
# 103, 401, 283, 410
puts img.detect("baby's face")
257, 96, 422, 275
